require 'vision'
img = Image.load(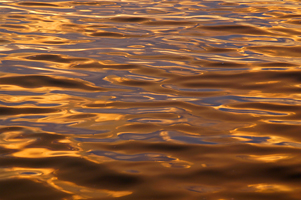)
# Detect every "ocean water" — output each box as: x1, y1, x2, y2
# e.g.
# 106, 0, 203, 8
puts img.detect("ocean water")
0, 0, 301, 199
